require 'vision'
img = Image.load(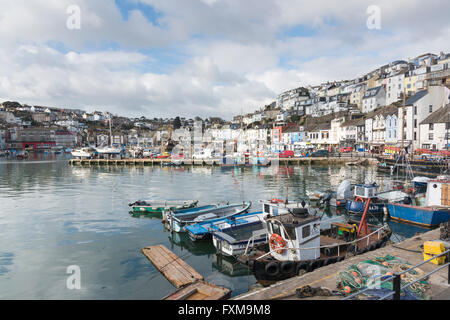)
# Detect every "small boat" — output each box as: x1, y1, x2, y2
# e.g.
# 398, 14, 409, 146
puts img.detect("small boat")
129, 200, 198, 215
212, 199, 311, 256
15, 150, 29, 160
162, 204, 218, 221
167, 202, 251, 233
388, 179, 450, 227
71, 147, 96, 159
237, 199, 392, 284
162, 280, 231, 300
185, 210, 265, 241
326, 180, 353, 208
